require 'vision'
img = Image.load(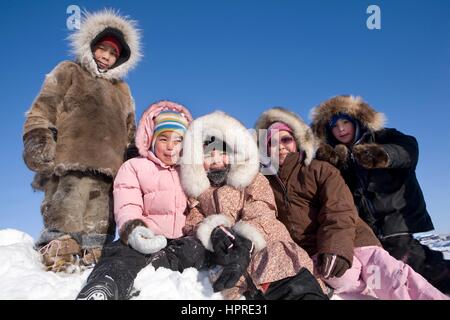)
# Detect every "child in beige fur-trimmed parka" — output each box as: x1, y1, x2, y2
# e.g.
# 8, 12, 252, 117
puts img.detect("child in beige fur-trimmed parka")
180, 111, 329, 300
22, 10, 141, 272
